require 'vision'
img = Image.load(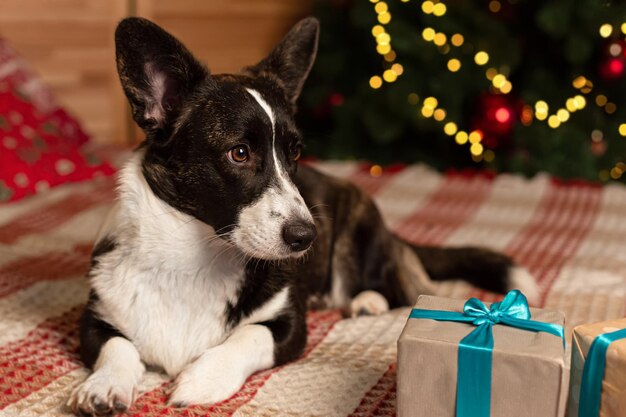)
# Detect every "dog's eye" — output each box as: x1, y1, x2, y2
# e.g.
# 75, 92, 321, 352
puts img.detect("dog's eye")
228, 145, 250, 164
292, 144, 303, 161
